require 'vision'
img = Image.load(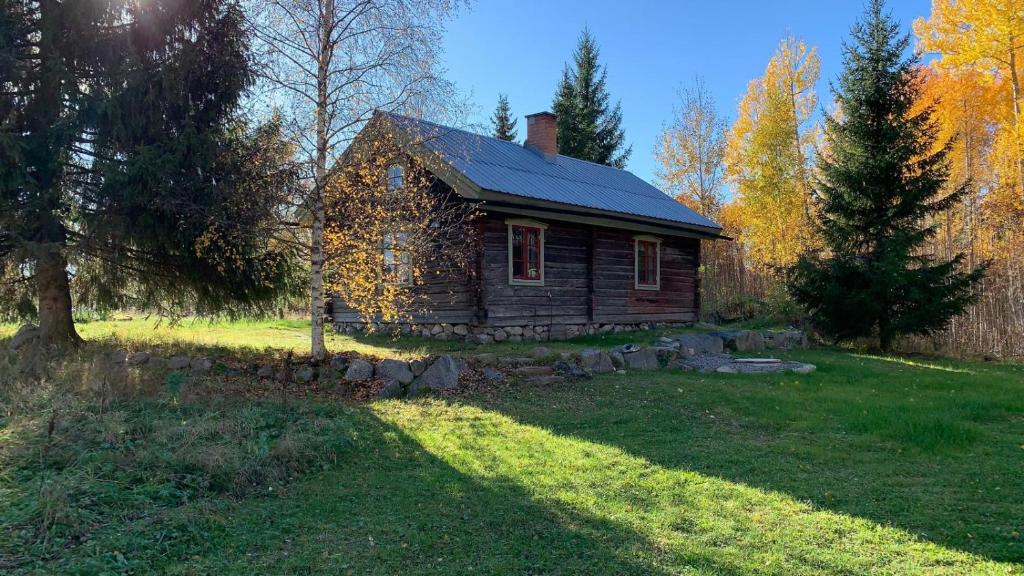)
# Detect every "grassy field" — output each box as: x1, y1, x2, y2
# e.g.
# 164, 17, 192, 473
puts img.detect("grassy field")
0, 316, 729, 360
1, 319, 1022, 574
